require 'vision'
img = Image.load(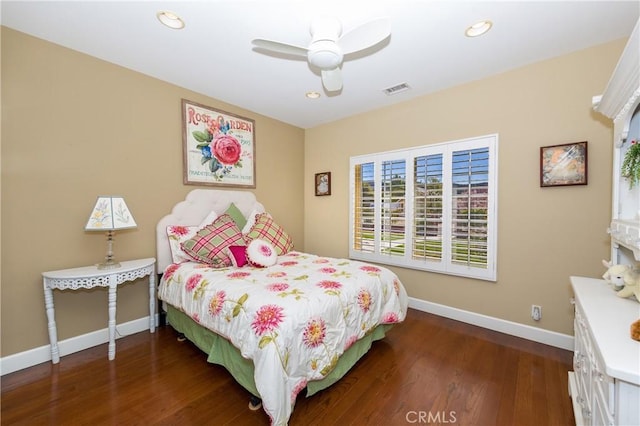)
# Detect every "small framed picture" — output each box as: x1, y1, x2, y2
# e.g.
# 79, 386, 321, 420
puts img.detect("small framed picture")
540, 141, 588, 187
315, 172, 331, 196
